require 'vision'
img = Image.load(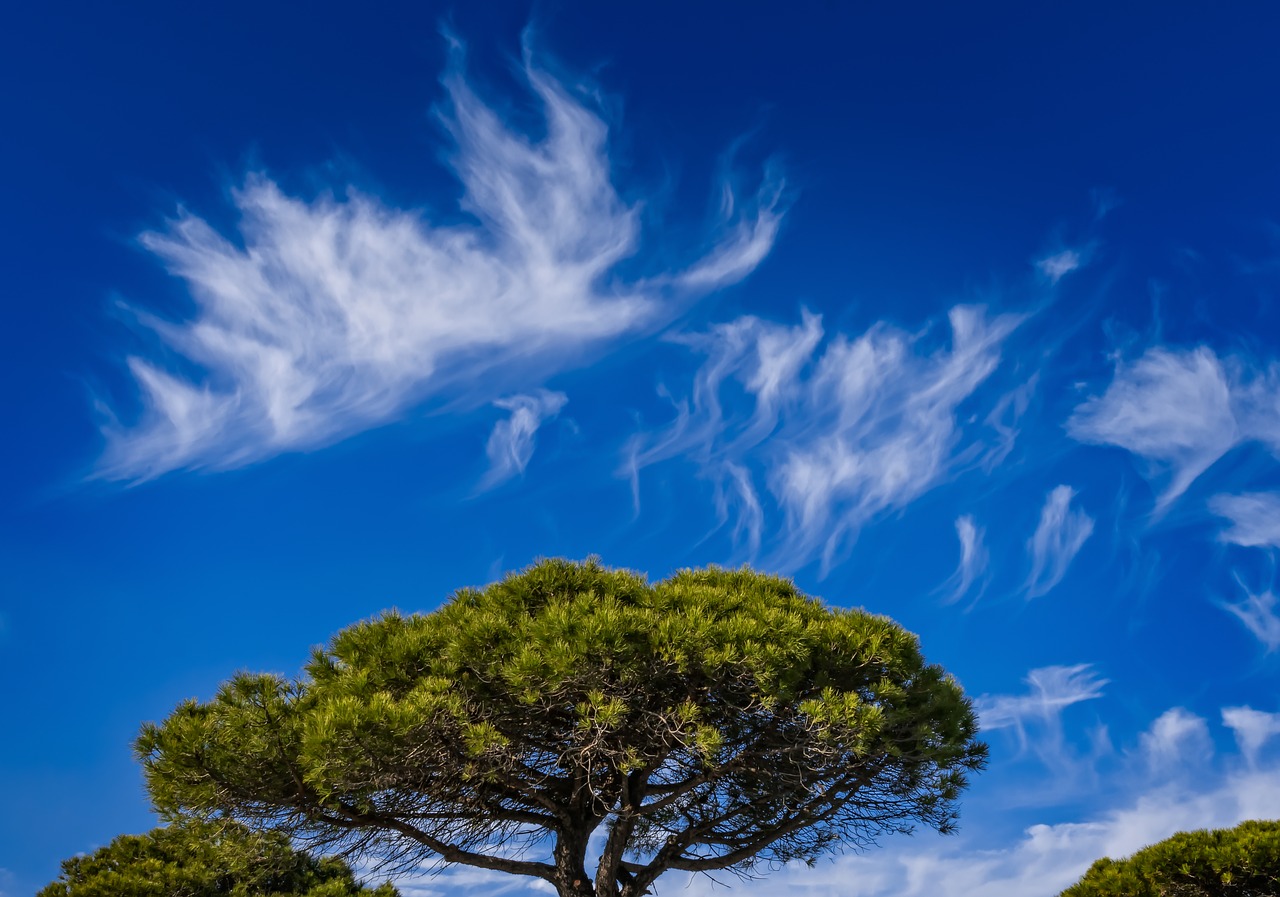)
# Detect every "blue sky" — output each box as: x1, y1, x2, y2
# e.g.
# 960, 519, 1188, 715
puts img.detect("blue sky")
3, 2, 1280, 894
